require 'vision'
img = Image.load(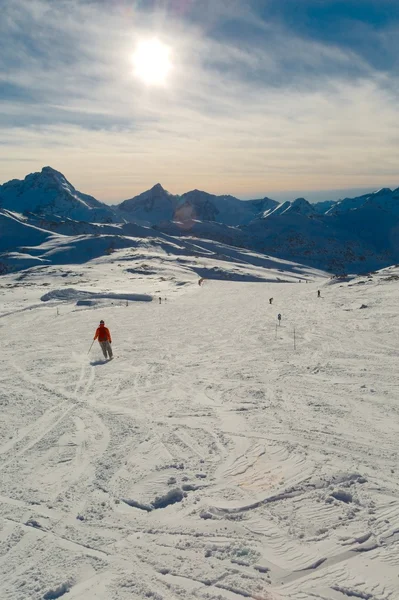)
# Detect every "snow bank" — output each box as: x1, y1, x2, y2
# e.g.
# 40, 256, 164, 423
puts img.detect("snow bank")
40, 288, 153, 303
